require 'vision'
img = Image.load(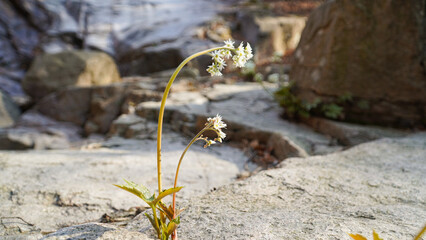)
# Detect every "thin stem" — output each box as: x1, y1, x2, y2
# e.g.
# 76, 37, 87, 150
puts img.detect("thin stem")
156, 46, 232, 193
156, 46, 233, 240
151, 206, 161, 239
414, 224, 426, 240
172, 129, 207, 211
170, 128, 207, 240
